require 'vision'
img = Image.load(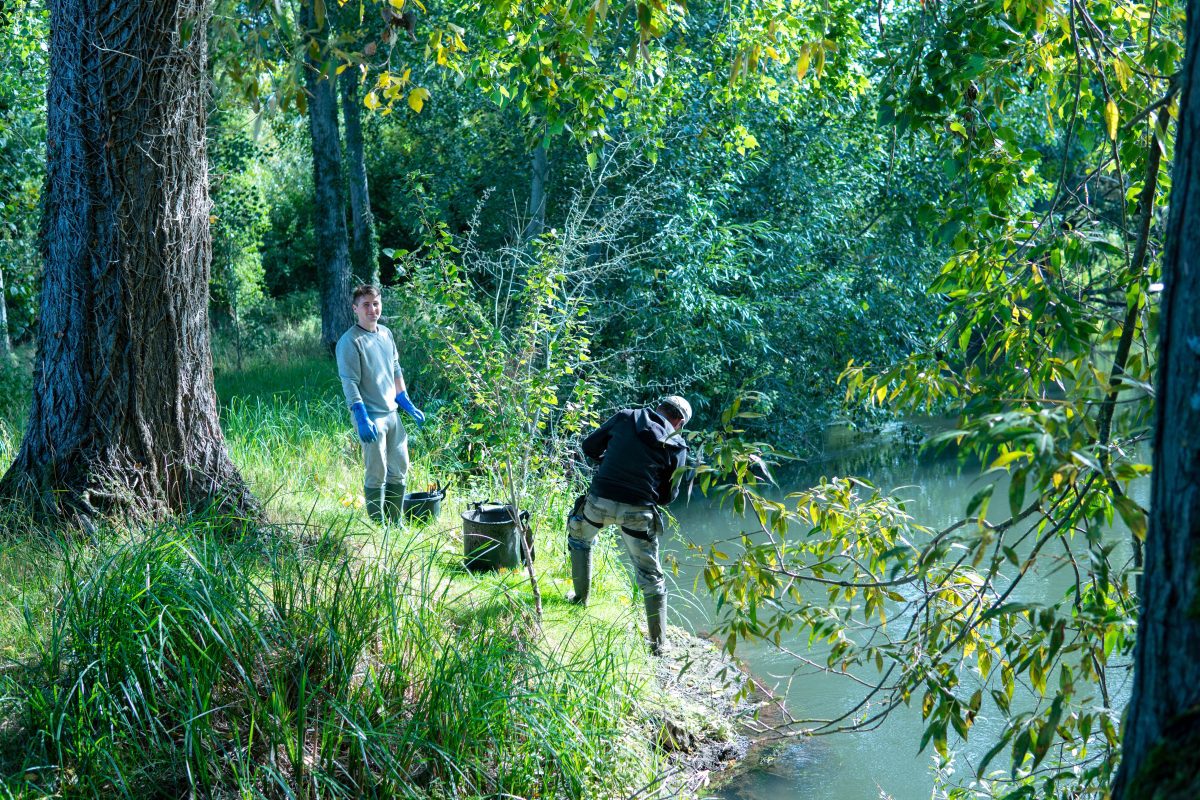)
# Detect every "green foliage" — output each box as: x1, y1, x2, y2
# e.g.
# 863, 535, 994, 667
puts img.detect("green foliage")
694, 395, 1137, 797
210, 108, 272, 314
0, 3, 48, 344
688, 0, 1184, 794
0, 355, 30, 467
406, 219, 600, 494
